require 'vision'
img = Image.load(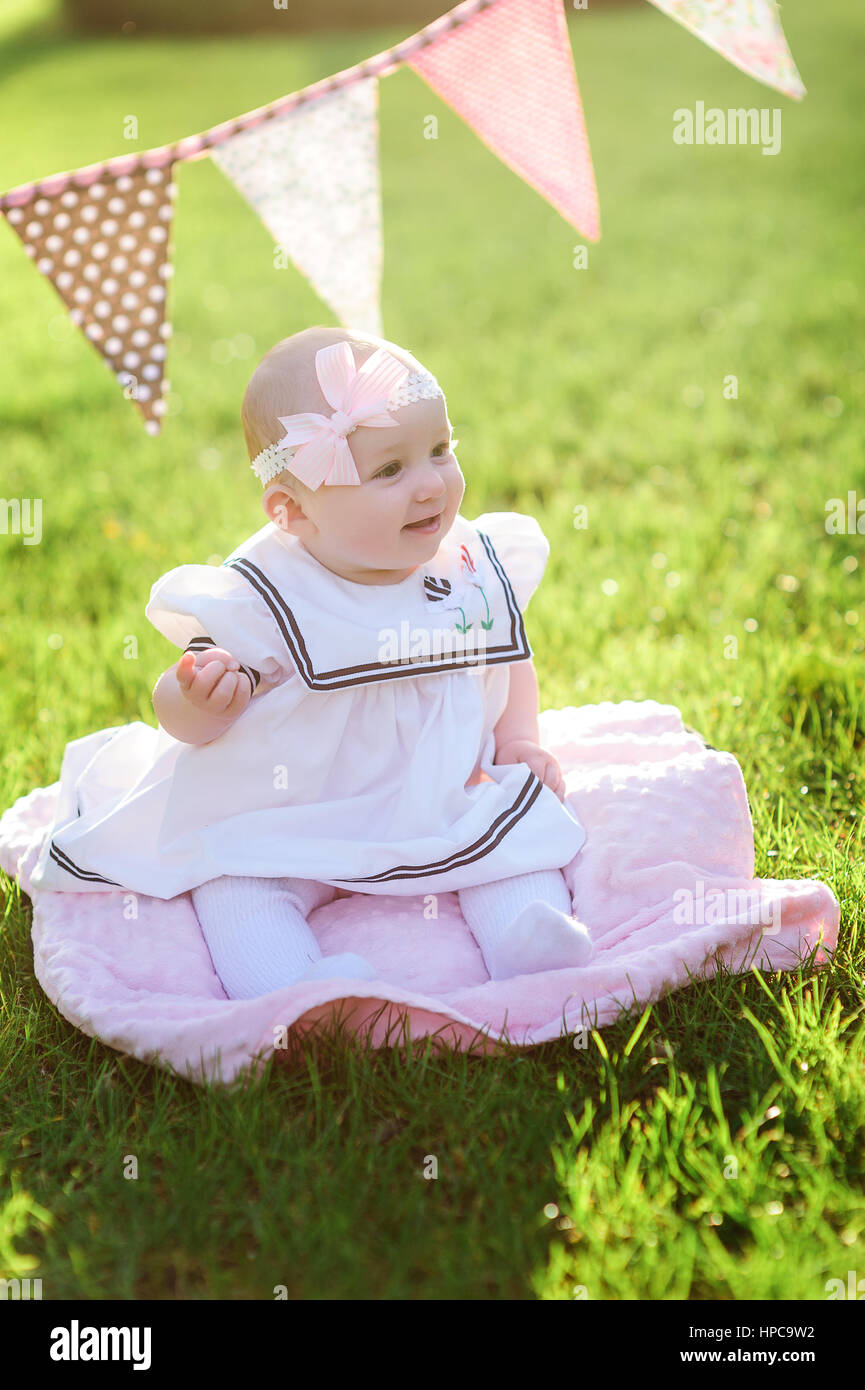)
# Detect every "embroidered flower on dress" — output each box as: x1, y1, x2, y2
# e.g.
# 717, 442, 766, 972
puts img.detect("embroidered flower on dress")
458, 544, 494, 631
423, 543, 495, 634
